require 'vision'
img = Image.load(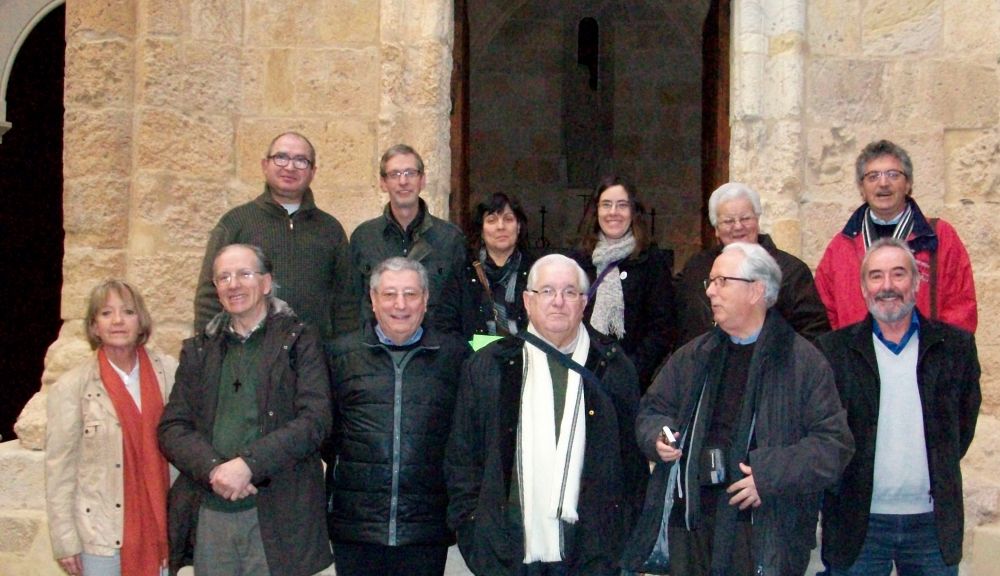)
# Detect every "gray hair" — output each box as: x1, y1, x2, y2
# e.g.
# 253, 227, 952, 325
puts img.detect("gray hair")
722, 242, 782, 308
214, 244, 273, 275
370, 257, 429, 293
526, 254, 590, 294
855, 139, 913, 184
860, 237, 921, 291
707, 182, 763, 227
